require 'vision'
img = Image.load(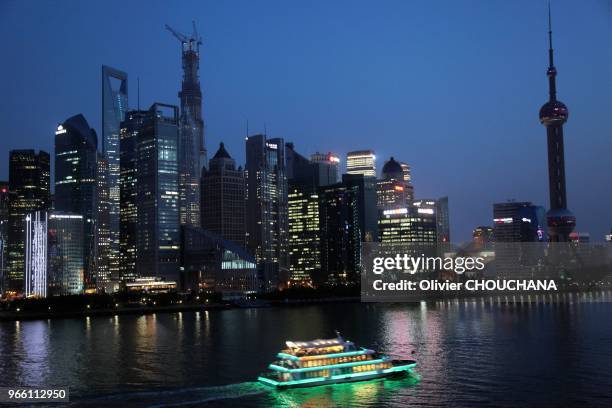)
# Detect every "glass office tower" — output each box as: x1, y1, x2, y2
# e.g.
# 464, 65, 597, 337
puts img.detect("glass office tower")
54, 114, 98, 288
119, 110, 146, 281
102, 65, 128, 283
245, 134, 289, 291
0, 181, 9, 295
135, 104, 180, 281
48, 212, 84, 295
